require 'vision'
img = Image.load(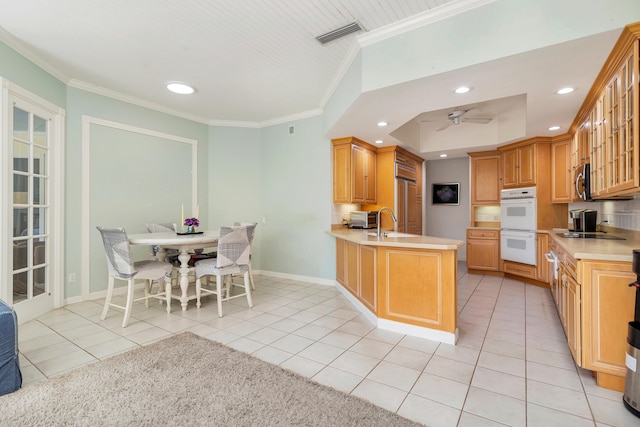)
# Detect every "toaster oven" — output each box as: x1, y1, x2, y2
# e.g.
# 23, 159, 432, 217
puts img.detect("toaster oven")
350, 211, 378, 229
